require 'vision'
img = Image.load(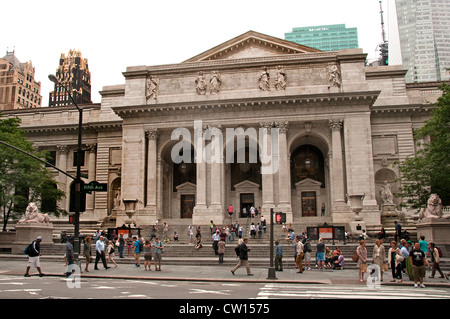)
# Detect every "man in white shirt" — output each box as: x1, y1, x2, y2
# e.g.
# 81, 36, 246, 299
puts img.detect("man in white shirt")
94, 236, 110, 270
